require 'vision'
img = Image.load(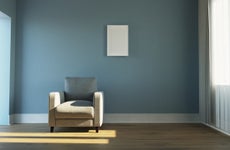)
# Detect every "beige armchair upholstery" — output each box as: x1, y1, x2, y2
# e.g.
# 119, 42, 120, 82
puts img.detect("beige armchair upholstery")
48, 77, 104, 132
